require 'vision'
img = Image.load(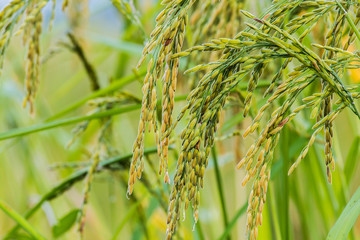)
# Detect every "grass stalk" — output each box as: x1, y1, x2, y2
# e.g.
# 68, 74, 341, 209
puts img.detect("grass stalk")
5, 146, 163, 237
47, 68, 147, 121
218, 203, 248, 240
268, 185, 282, 240
0, 95, 188, 141
0, 80, 275, 142
211, 146, 230, 239
196, 220, 206, 240
327, 186, 360, 240
0, 105, 140, 141
281, 129, 290, 240
0, 198, 46, 240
